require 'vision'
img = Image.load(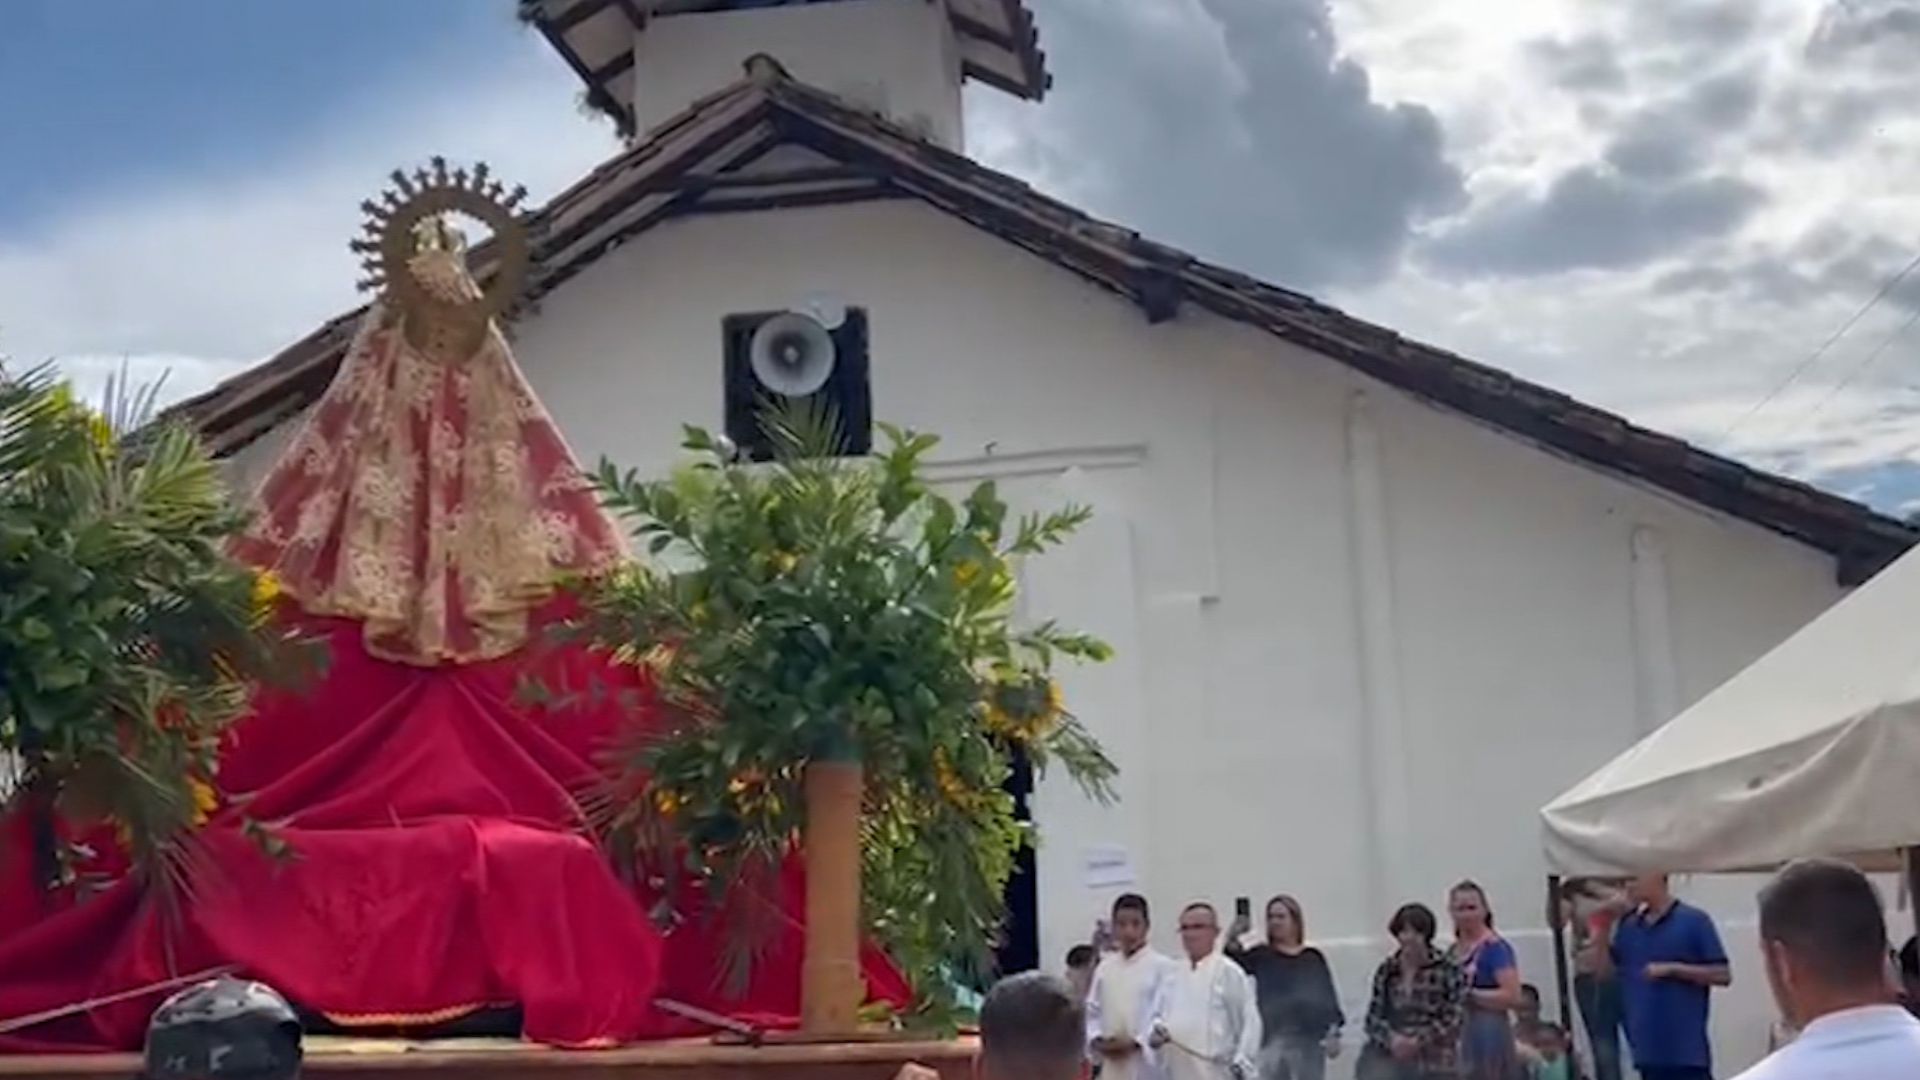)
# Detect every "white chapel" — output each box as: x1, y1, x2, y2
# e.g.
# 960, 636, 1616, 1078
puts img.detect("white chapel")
168, 1, 1916, 1070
